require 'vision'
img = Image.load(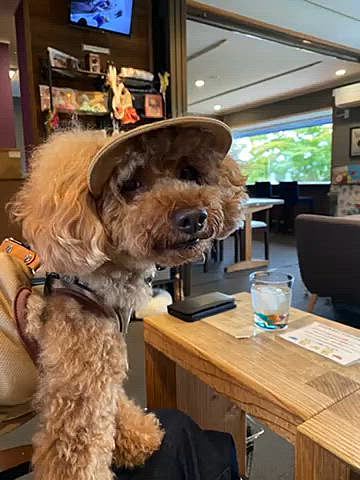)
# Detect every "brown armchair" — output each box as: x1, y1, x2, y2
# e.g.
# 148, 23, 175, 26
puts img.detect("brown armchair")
296, 214, 360, 314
